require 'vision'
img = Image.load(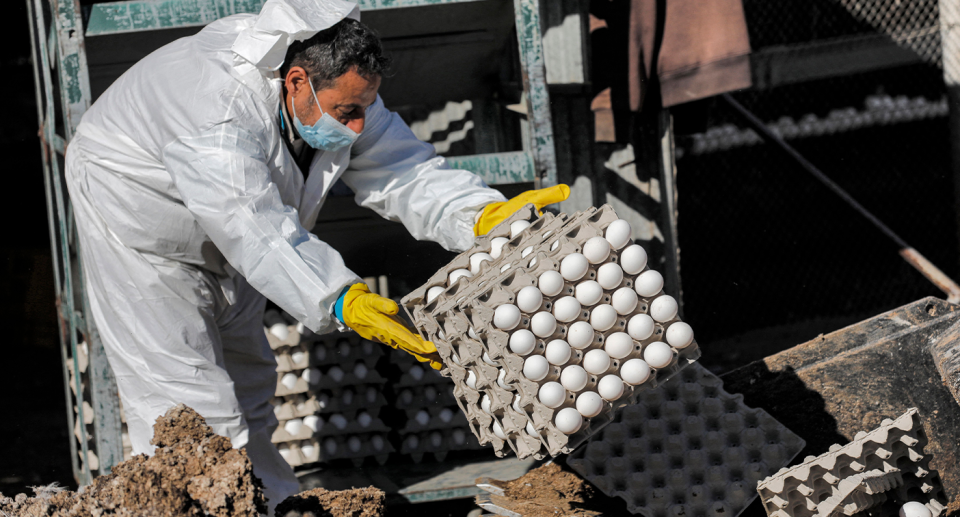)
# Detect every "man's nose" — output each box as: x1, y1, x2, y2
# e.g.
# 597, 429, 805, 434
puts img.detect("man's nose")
347, 116, 365, 135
